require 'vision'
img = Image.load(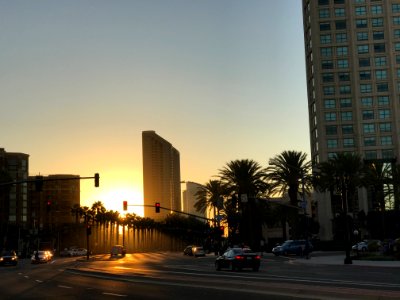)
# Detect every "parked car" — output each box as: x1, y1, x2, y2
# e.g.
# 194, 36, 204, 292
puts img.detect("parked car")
272, 240, 313, 256
215, 247, 260, 271
110, 245, 126, 257
183, 245, 206, 257
352, 240, 382, 252
0, 250, 18, 266
31, 250, 52, 264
